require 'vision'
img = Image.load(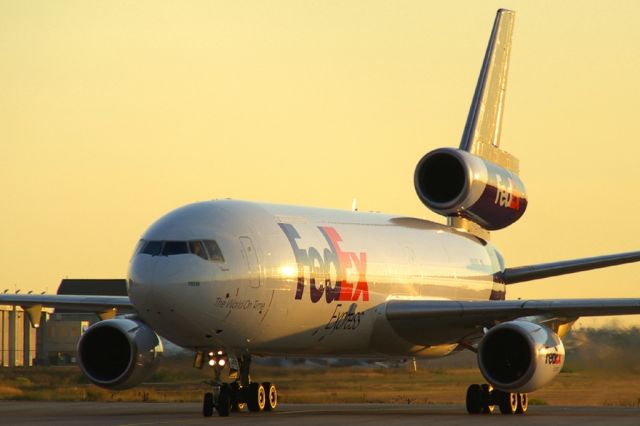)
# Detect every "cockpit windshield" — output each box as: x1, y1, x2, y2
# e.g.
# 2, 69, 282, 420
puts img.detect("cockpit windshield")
141, 241, 163, 256
162, 241, 189, 256
138, 239, 225, 262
